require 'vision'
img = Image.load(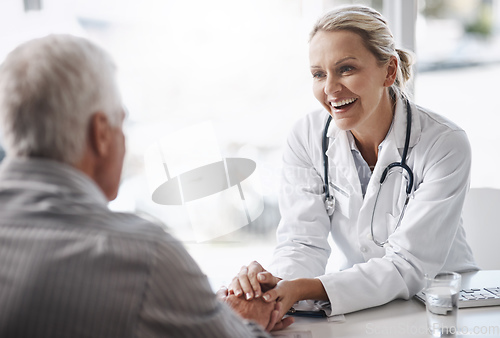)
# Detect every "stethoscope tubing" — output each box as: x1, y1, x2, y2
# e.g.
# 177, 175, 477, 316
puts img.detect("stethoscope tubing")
322, 97, 414, 246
